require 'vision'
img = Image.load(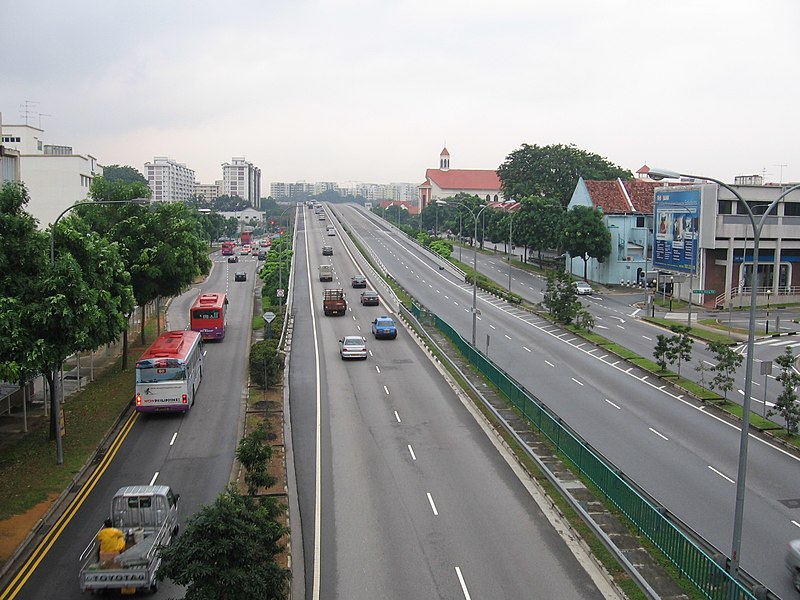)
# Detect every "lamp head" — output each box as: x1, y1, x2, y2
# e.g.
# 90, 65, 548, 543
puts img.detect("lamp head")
648, 167, 681, 182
